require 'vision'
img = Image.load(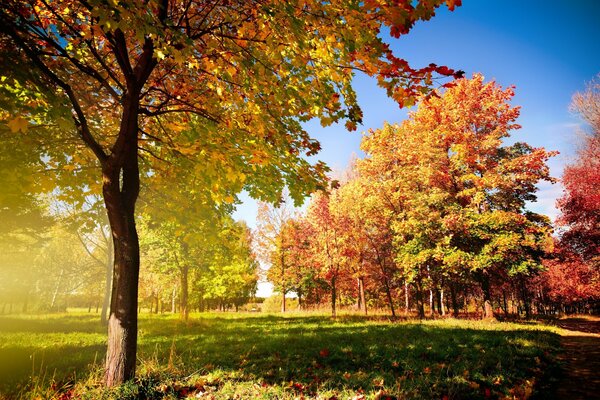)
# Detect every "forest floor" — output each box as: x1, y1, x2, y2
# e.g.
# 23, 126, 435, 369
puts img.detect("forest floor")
0, 311, 595, 400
